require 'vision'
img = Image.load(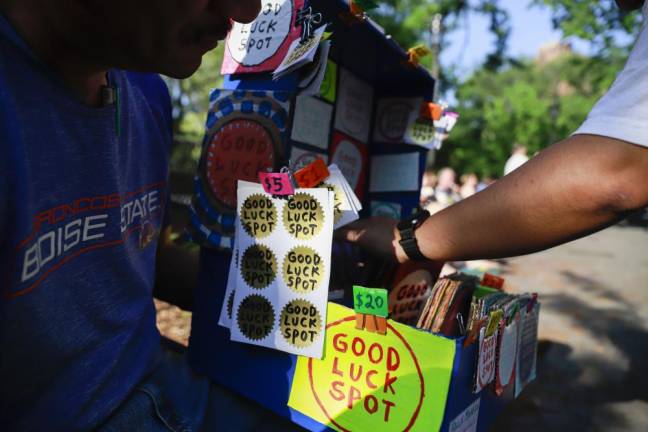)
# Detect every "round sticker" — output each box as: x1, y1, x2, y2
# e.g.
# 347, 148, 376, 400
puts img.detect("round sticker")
280, 299, 322, 348
237, 294, 275, 341
240, 194, 277, 239
331, 139, 362, 190
205, 118, 276, 209
282, 246, 324, 293
406, 118, 436, 146
241, 244, 277, 289
322, 183, 343, 225
282, 193, 324, 240
226, 0, 293, 67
